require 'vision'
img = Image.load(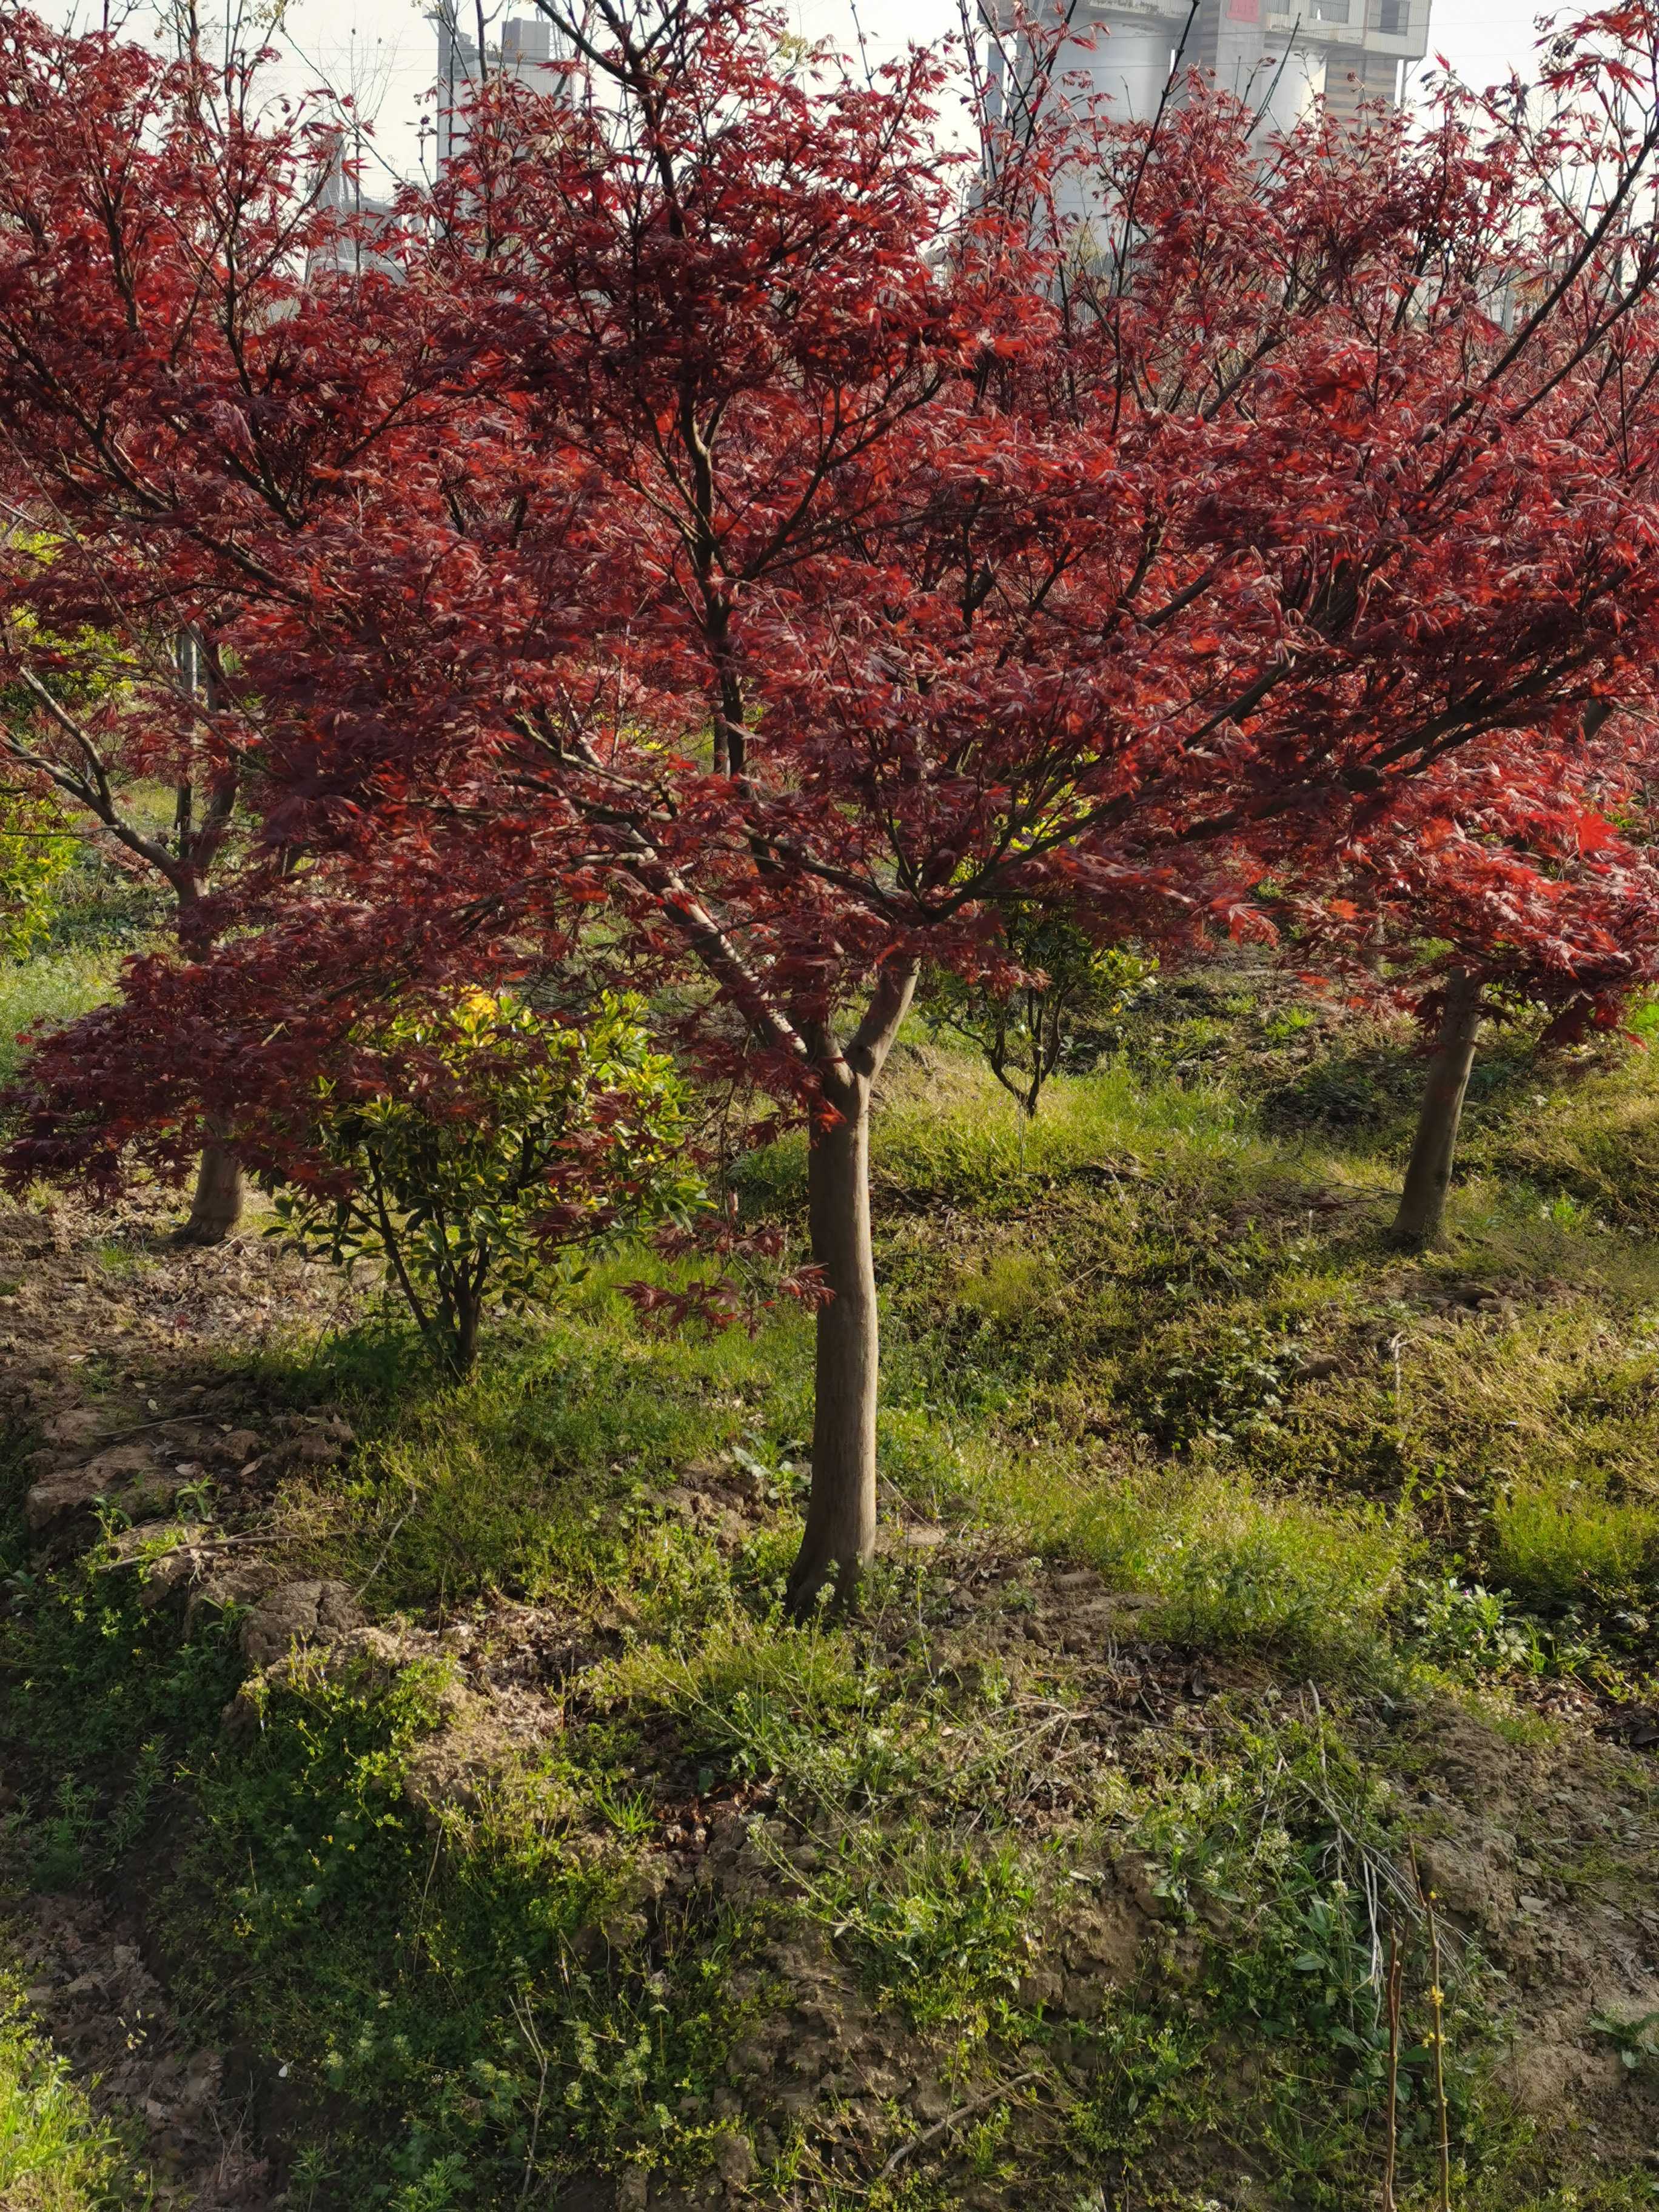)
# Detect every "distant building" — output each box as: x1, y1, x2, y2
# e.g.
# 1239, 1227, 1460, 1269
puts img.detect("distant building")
301, 13, 576, 290
434, 12, 574, 176
987, 0, 1432, 147
306, 128, 404, 287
